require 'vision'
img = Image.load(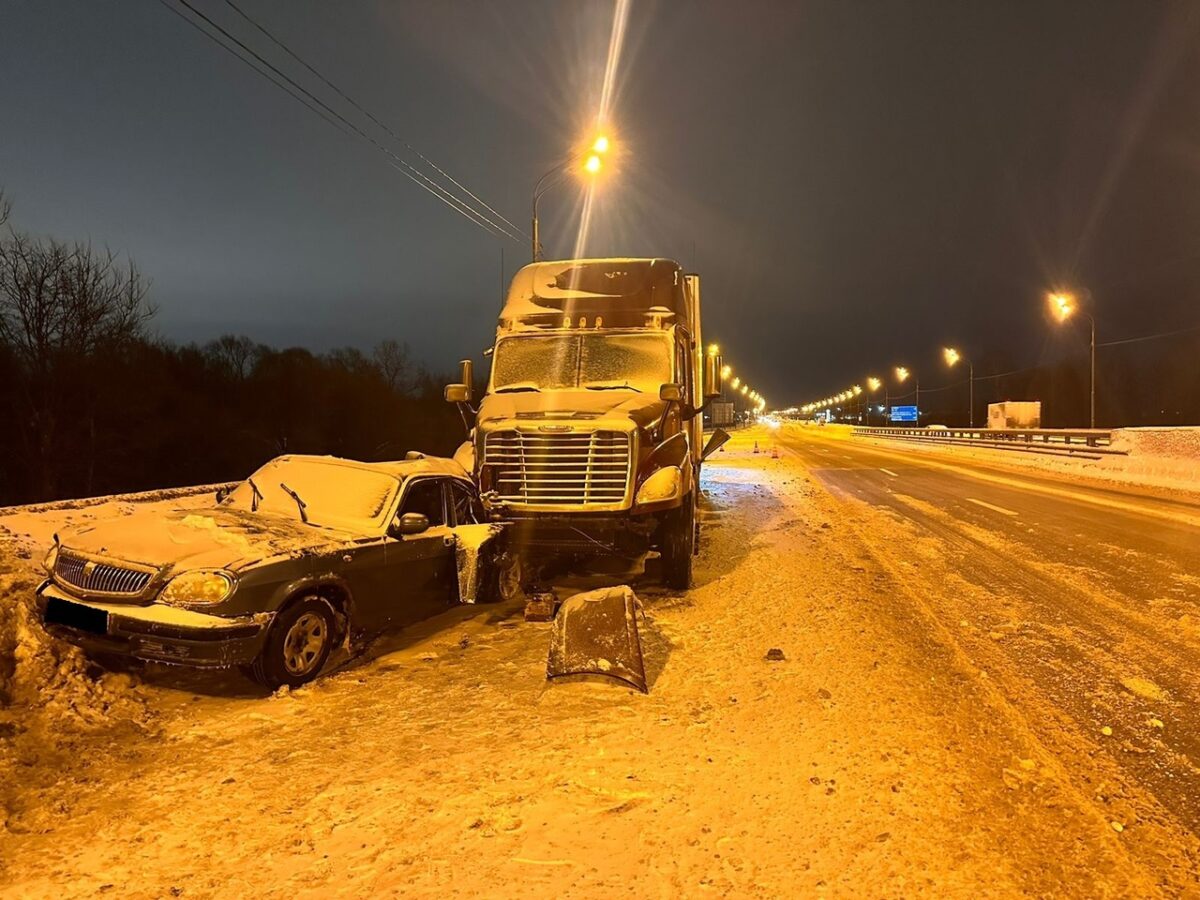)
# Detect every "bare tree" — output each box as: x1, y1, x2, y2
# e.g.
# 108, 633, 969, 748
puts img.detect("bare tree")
0, 191, 10, 230
0, 203, 155, 497
373, 339, 413, 392
205, 334, 263, 380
